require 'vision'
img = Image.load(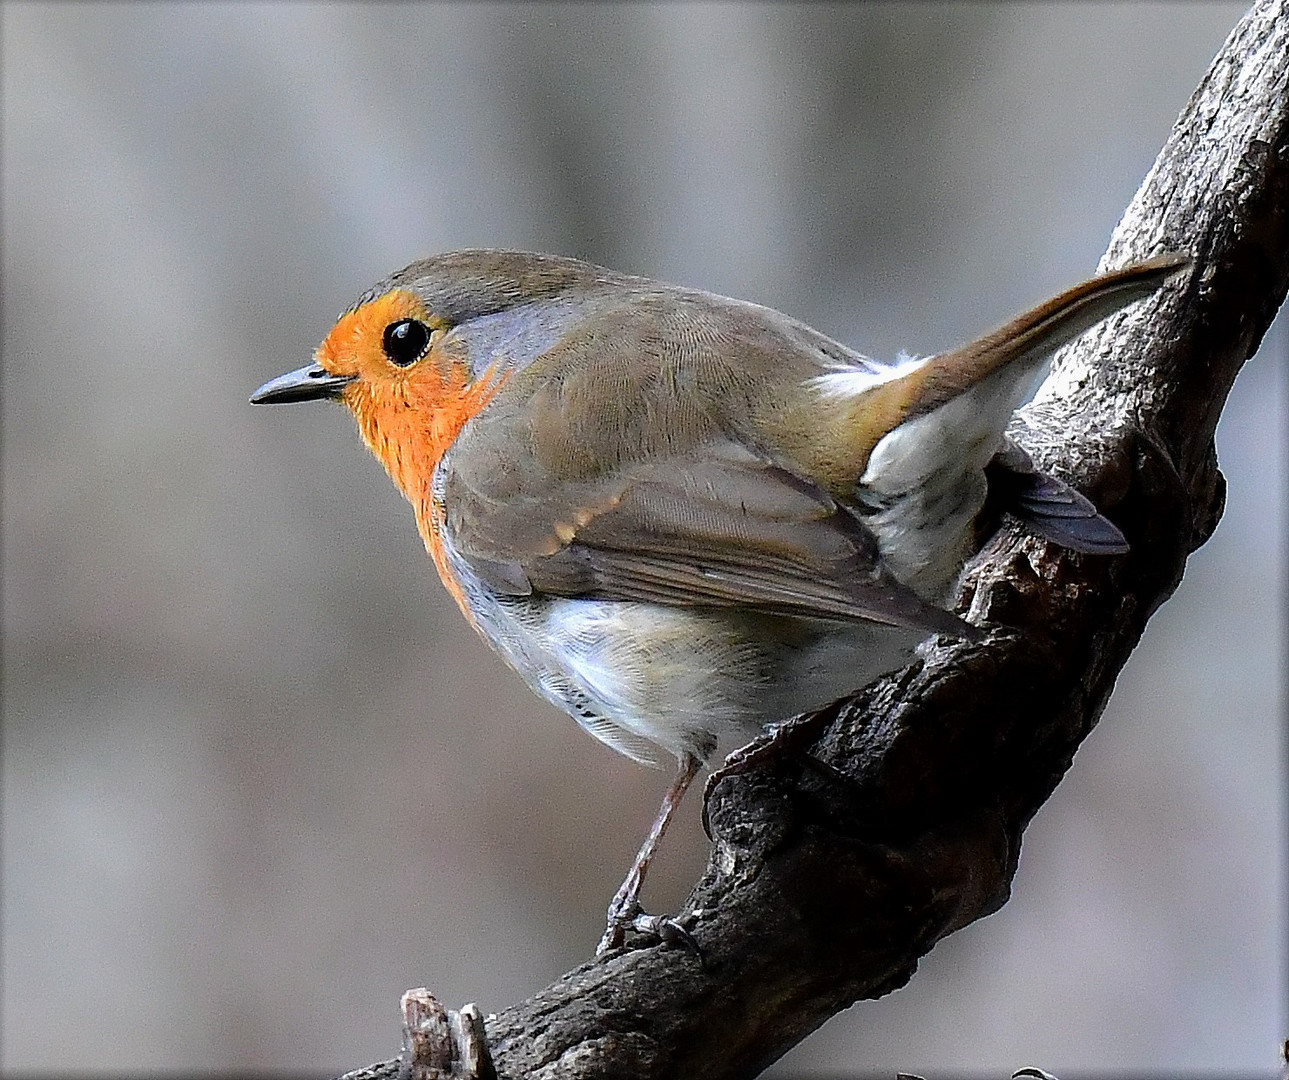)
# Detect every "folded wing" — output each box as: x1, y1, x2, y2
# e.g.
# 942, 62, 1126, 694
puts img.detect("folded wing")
441, 440, 979, 640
